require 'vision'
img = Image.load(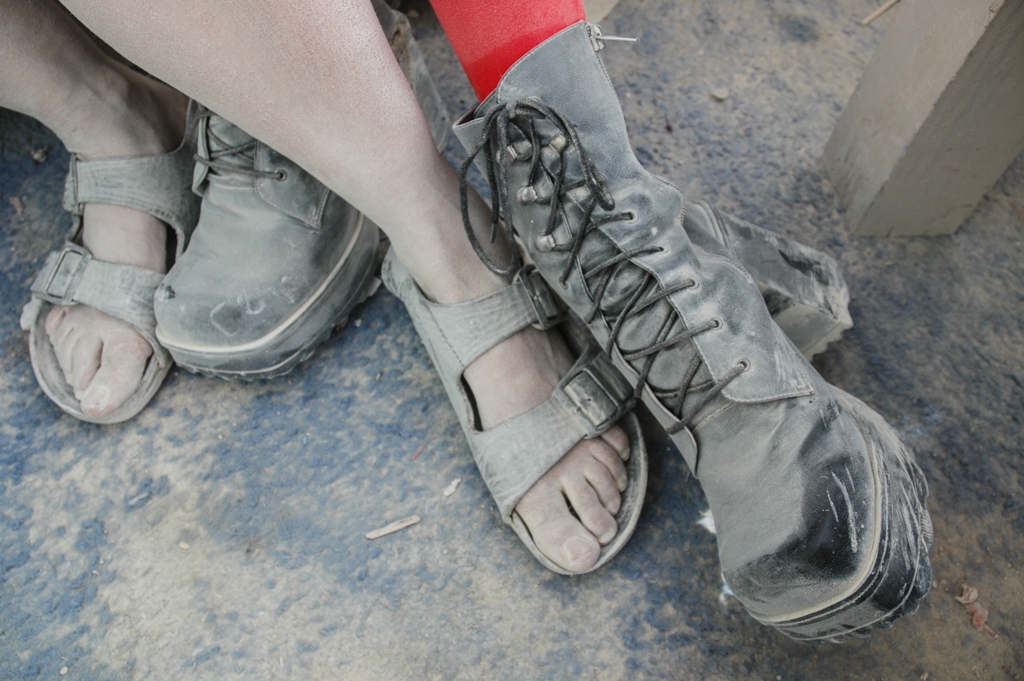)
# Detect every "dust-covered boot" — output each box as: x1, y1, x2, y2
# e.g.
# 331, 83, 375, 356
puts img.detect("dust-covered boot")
153, 2, 447, 379
453, 21, 931, 641
152, 111, 380, 379
680, 208, 852, 359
